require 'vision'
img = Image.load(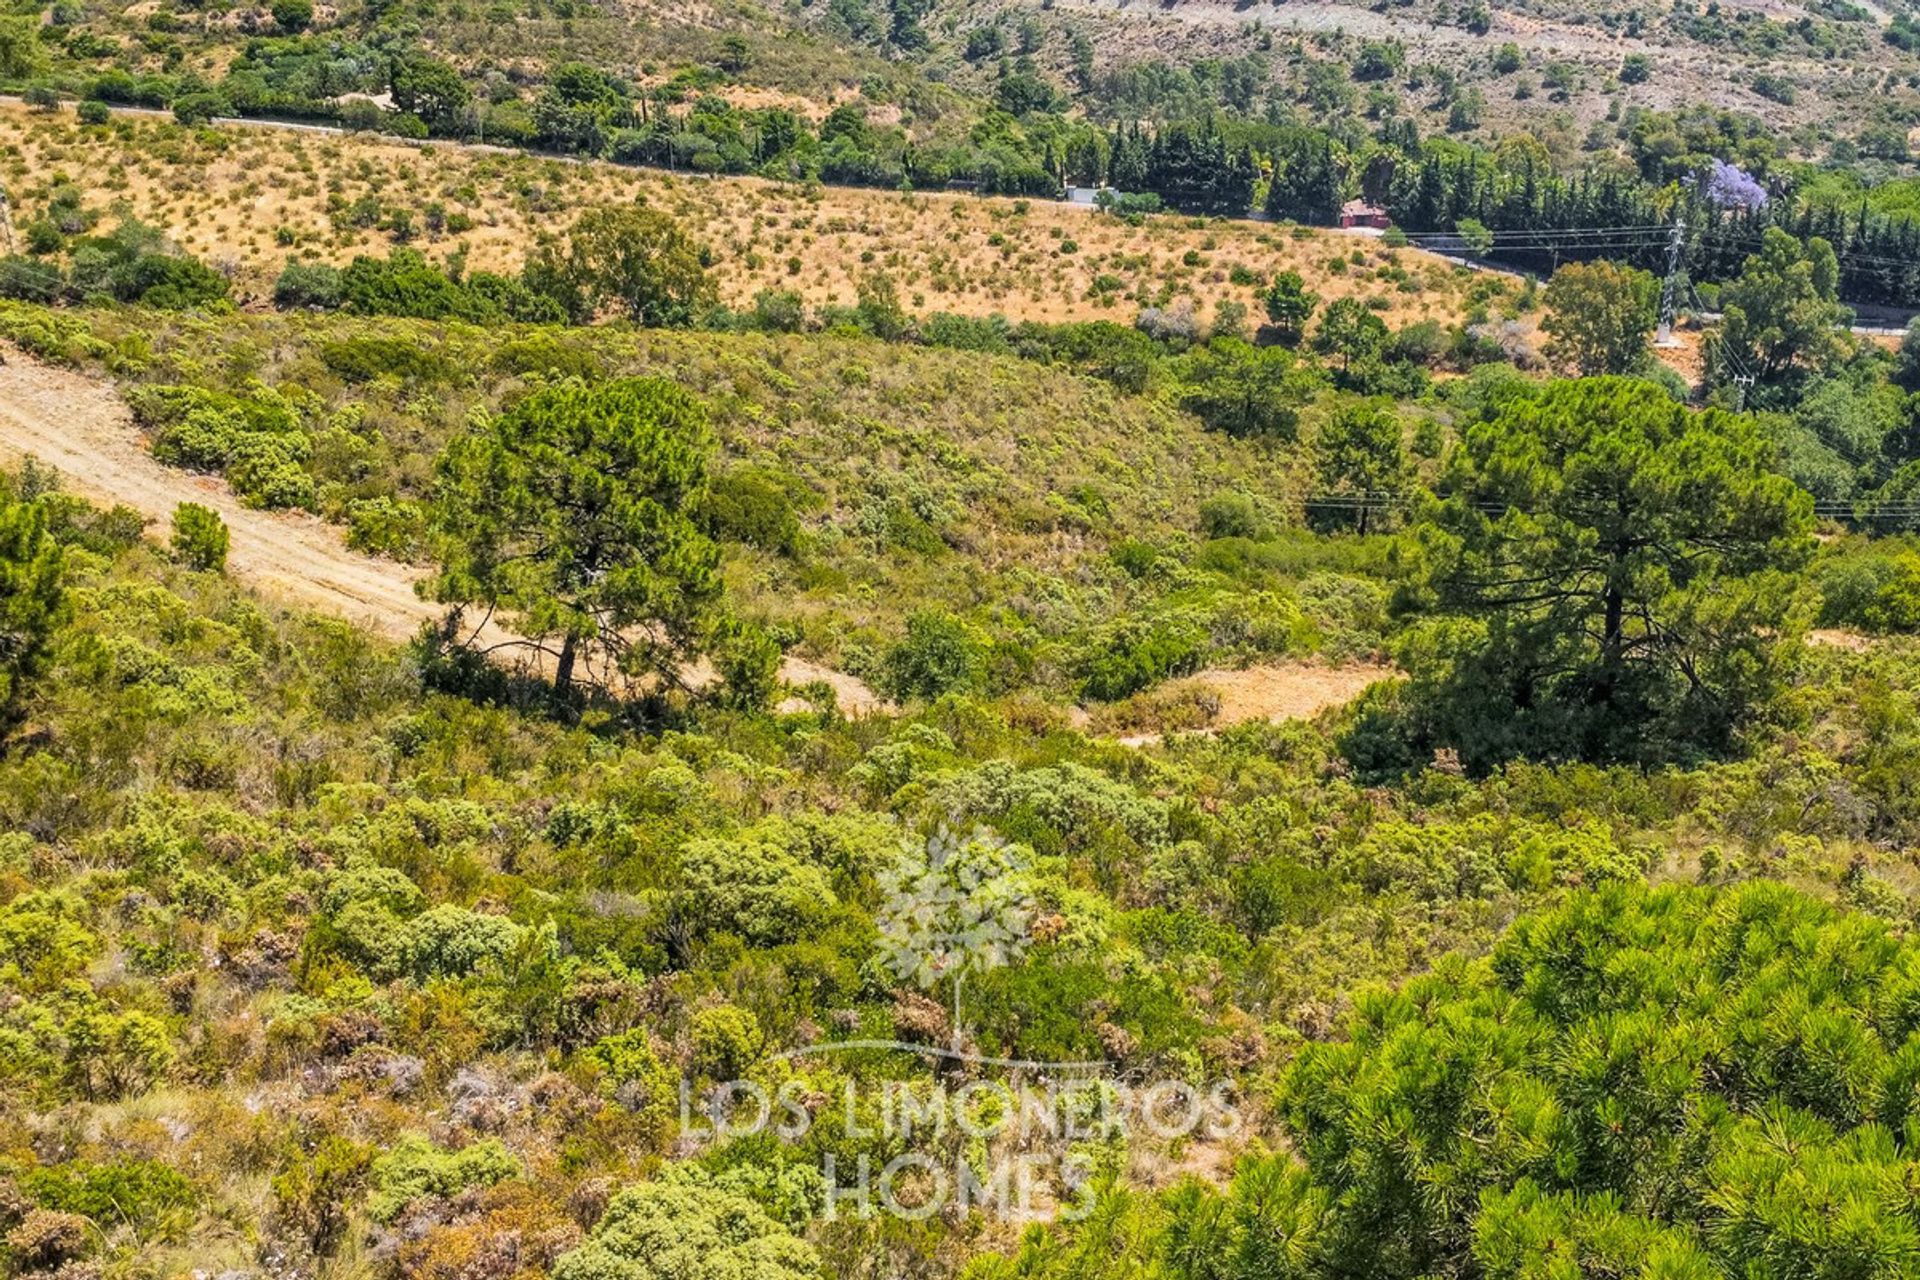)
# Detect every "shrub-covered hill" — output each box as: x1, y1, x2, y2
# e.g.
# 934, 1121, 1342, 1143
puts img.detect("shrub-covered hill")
6, 303, 1416, 707
5, 471, 1920, 1278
